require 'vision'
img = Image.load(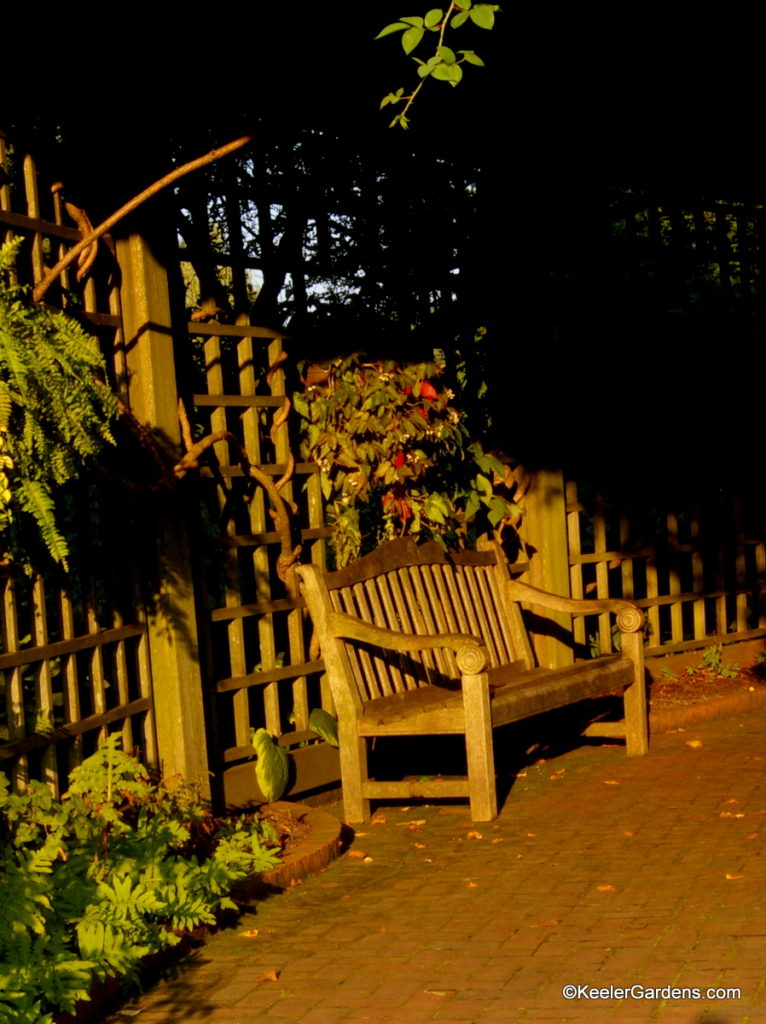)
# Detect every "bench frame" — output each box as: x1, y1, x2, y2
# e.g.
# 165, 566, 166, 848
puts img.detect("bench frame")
298, 537, 647, 822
